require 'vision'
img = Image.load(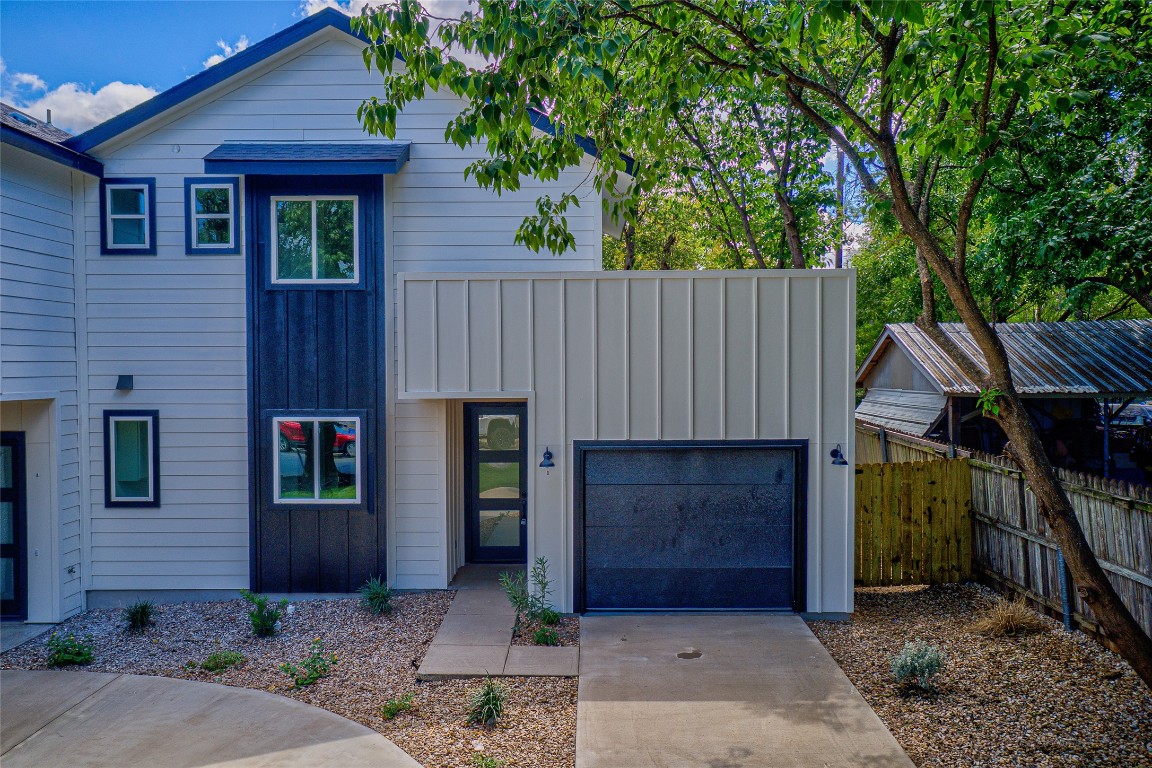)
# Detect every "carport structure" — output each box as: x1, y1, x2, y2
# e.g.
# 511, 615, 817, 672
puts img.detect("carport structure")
396, 270, 856, 616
